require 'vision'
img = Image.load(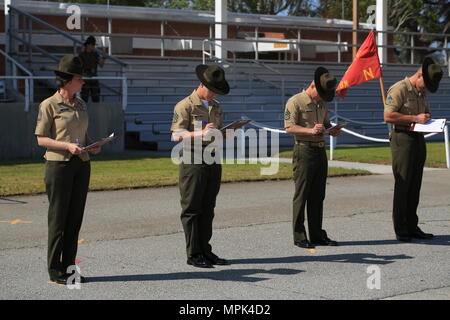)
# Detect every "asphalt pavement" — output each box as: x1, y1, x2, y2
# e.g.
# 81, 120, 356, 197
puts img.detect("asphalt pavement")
1, 162, 449, 300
